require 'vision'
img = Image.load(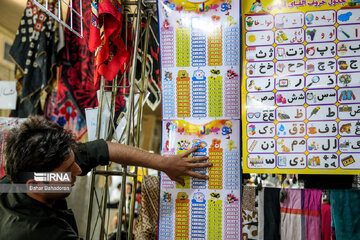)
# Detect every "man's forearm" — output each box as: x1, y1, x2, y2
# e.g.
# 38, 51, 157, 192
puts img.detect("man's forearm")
106, 142, 211, 185
106, 142, 165, 171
